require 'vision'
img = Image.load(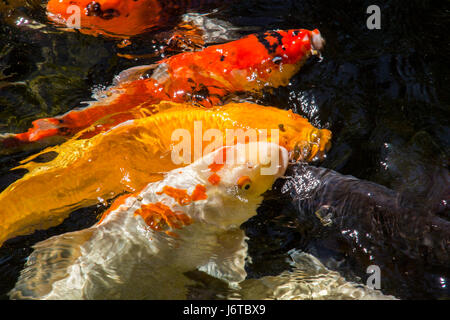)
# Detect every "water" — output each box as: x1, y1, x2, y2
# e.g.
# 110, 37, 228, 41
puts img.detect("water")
0, 0, 448, 299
